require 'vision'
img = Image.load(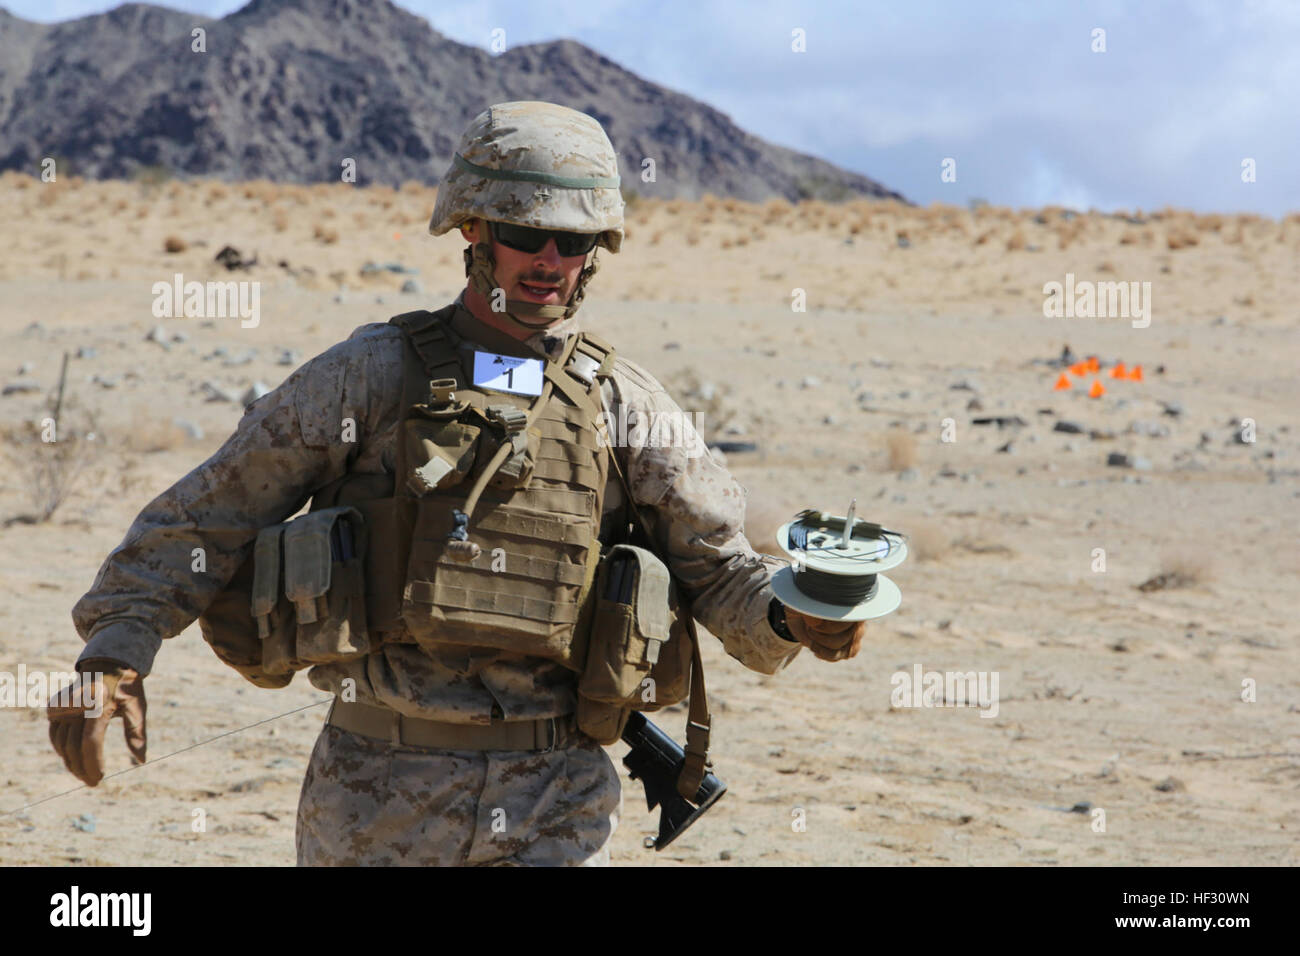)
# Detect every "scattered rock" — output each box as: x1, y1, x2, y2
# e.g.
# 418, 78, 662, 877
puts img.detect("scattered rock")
896, 235, 911, 249
222, 349, 256, 368
74, 348, 96, 360
1106, 452, 1152, 470
822, 414, 837, 426
173, 418, 204, 440
23, 321, 46, 337
1159, 400, 1183, 418
2, 381, 41, 396
72, 813, 96, 833
949, 379, 979, 391
1128, 420, 1170, 438
1053, 420, 1085, 434
709, 441, 757, 454
171, 330, 189, 344
91, 374, 119, 389
400, 278, 423, 295
163, 235, 187, 254
215, 246, 257, 271
1154, 777, 1185, 793
971, 415, 1027, 428
1088, 429, 1116, 440
145, 325, 170, 349
897, 467, 919, 482
360, 261, 419, 276
697, 381, 717, 401
662, 341, 681, 350
17, 361, 35, 375
897, 390, 911, 399
996, 441, 1014, 454
1068, 801, 1092, 814
333, 292, 345, 304
799, 376, 820, 389
719, 850, 732, 861
242, 382, 271, 406
277, 348, 300, 367
966, 397, 984, 412
200, 380, 239, 403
